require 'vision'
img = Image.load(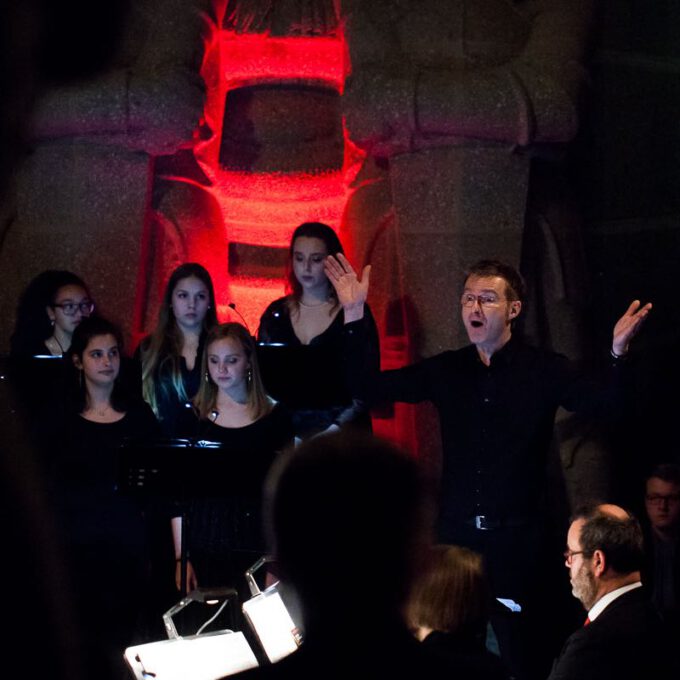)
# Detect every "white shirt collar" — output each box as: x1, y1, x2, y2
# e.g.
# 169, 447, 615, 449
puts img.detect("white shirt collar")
588, 581, 642, 622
